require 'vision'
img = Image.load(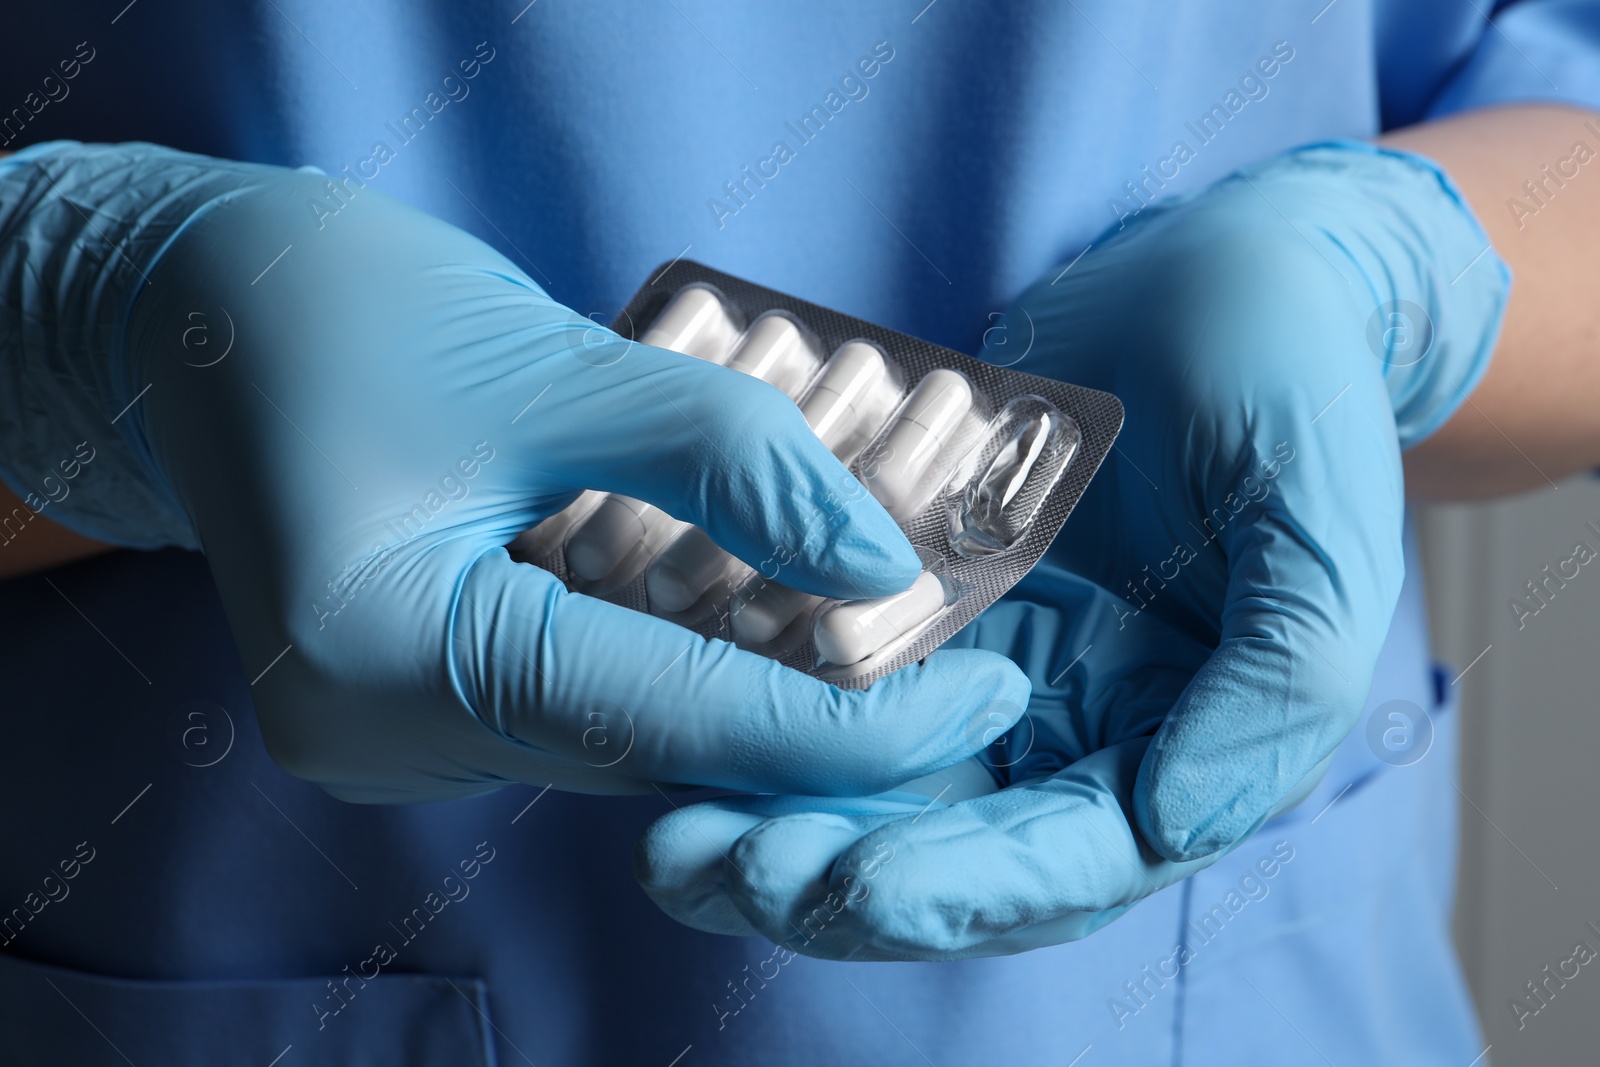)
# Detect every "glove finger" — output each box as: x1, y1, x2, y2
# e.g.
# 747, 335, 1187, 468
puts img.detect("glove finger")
513, 328, 920, 599
724, 738, 1216, 961
632, 794, 912, 936
1135, 424, 1404, 861
632, 757, 995, 936
633, 798, 780, 937
453, 550, 1030, 795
